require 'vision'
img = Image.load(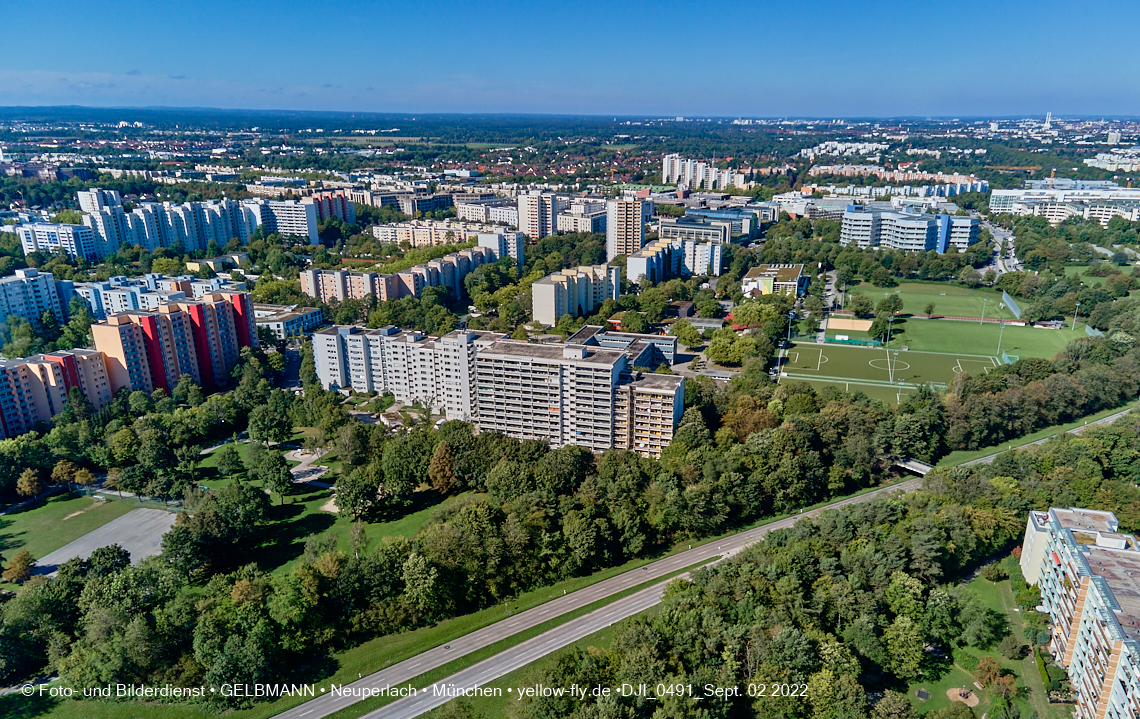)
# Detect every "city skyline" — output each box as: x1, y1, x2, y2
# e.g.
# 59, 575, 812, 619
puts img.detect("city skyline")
4, 0, 1140, 116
